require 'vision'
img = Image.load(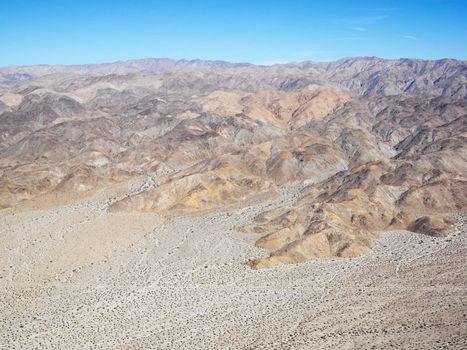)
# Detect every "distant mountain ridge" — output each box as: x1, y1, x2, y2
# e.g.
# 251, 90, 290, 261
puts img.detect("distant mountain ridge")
0, 58, 254, 81
1, 57, 466, 98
